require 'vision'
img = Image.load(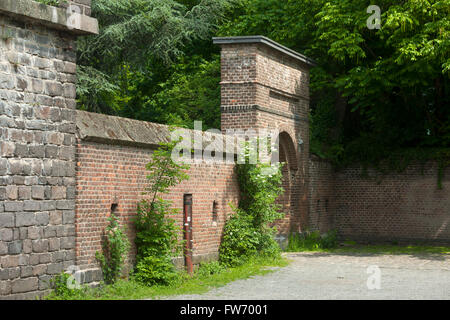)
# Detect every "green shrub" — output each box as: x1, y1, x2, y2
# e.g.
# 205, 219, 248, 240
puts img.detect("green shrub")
133, 136, 190, 286
49, 272, 85, 299
320, 230, 338, 249
196, 261, 226, 277
133, 199, 183, 285
95, 214, 130, 284
133, 255, 180, 286
219, 212, 260, 267
219, 140, 286, 267
286, 230, 339, 251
